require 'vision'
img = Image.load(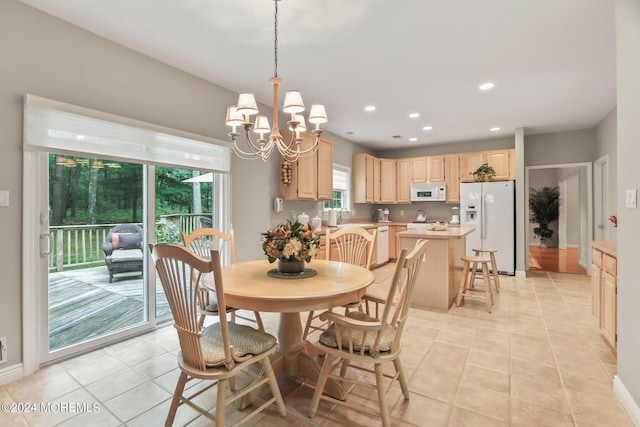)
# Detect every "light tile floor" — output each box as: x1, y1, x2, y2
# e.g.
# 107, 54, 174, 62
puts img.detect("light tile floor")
0, 267, 633, 426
